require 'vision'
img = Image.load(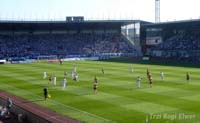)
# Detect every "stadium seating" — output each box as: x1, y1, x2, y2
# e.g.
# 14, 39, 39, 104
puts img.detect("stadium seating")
150, 31, 200, 62
0, 33, 137, 59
